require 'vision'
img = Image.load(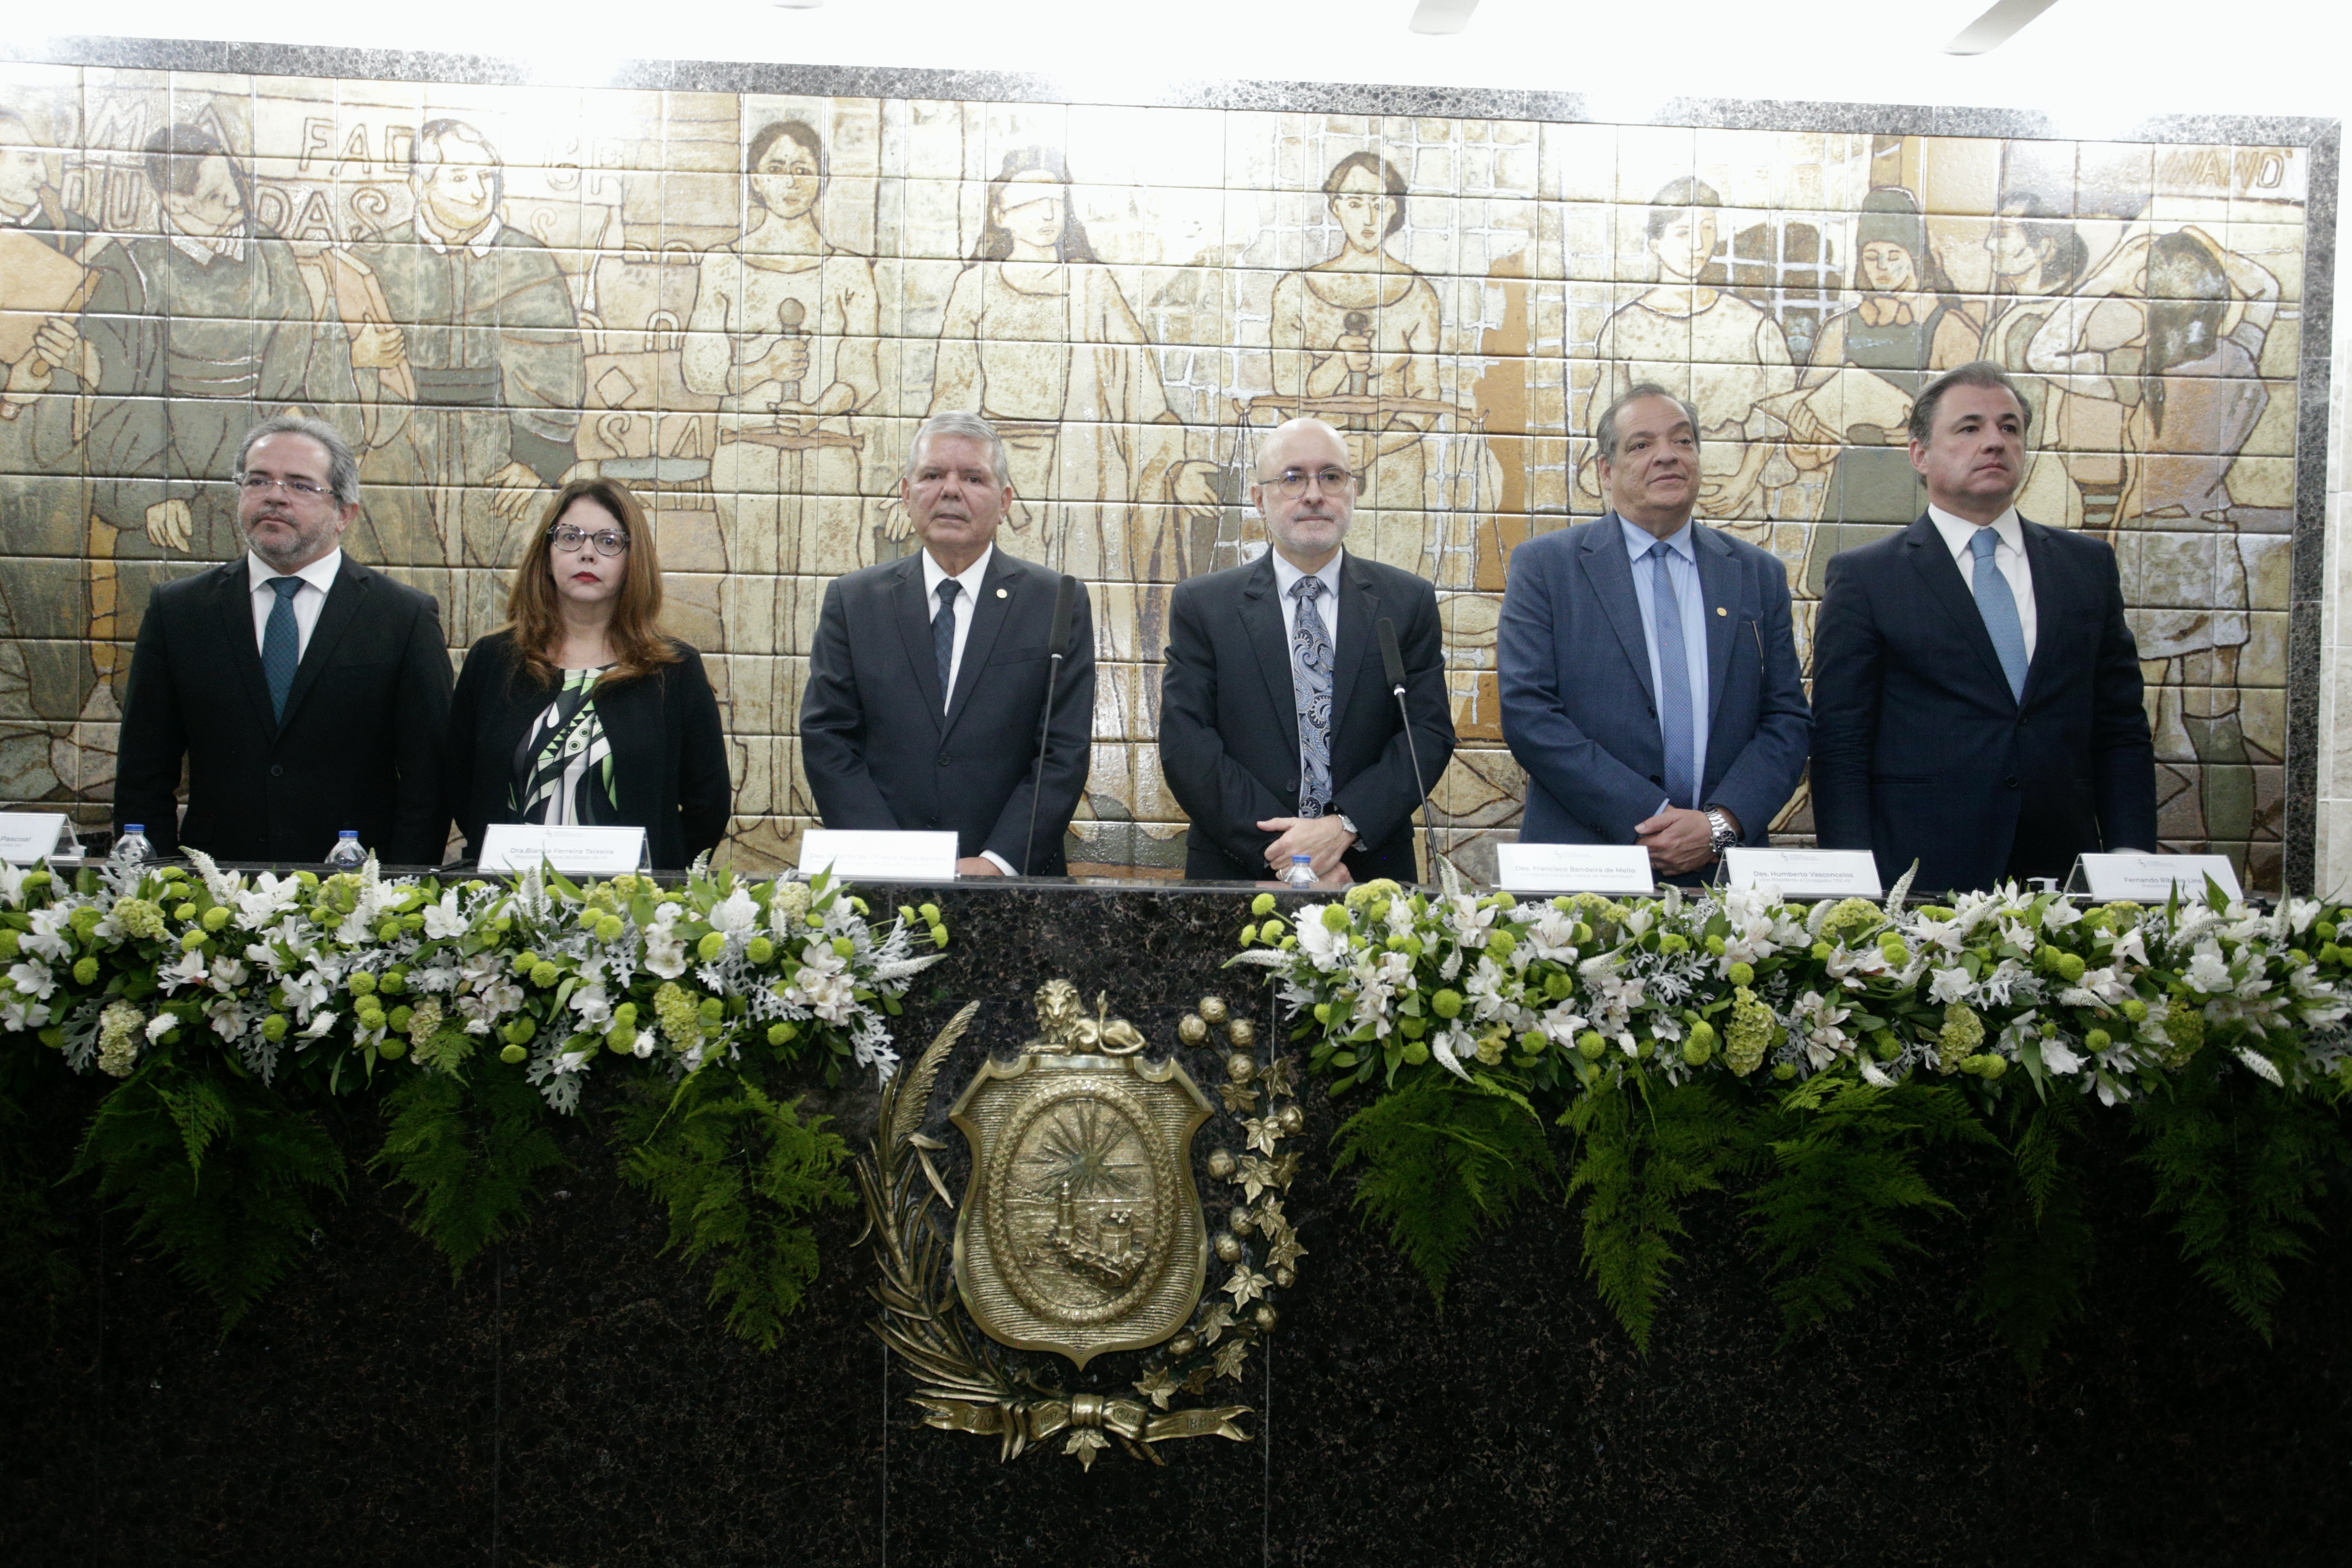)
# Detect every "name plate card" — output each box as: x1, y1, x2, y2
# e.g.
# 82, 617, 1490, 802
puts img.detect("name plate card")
1721, 848, 1883, 899
2075, 853, 2244, 905
0, 812, 70, 865
477, 824, 647, 877
797, 829, 960, 883
1495, 843, 1656, 896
